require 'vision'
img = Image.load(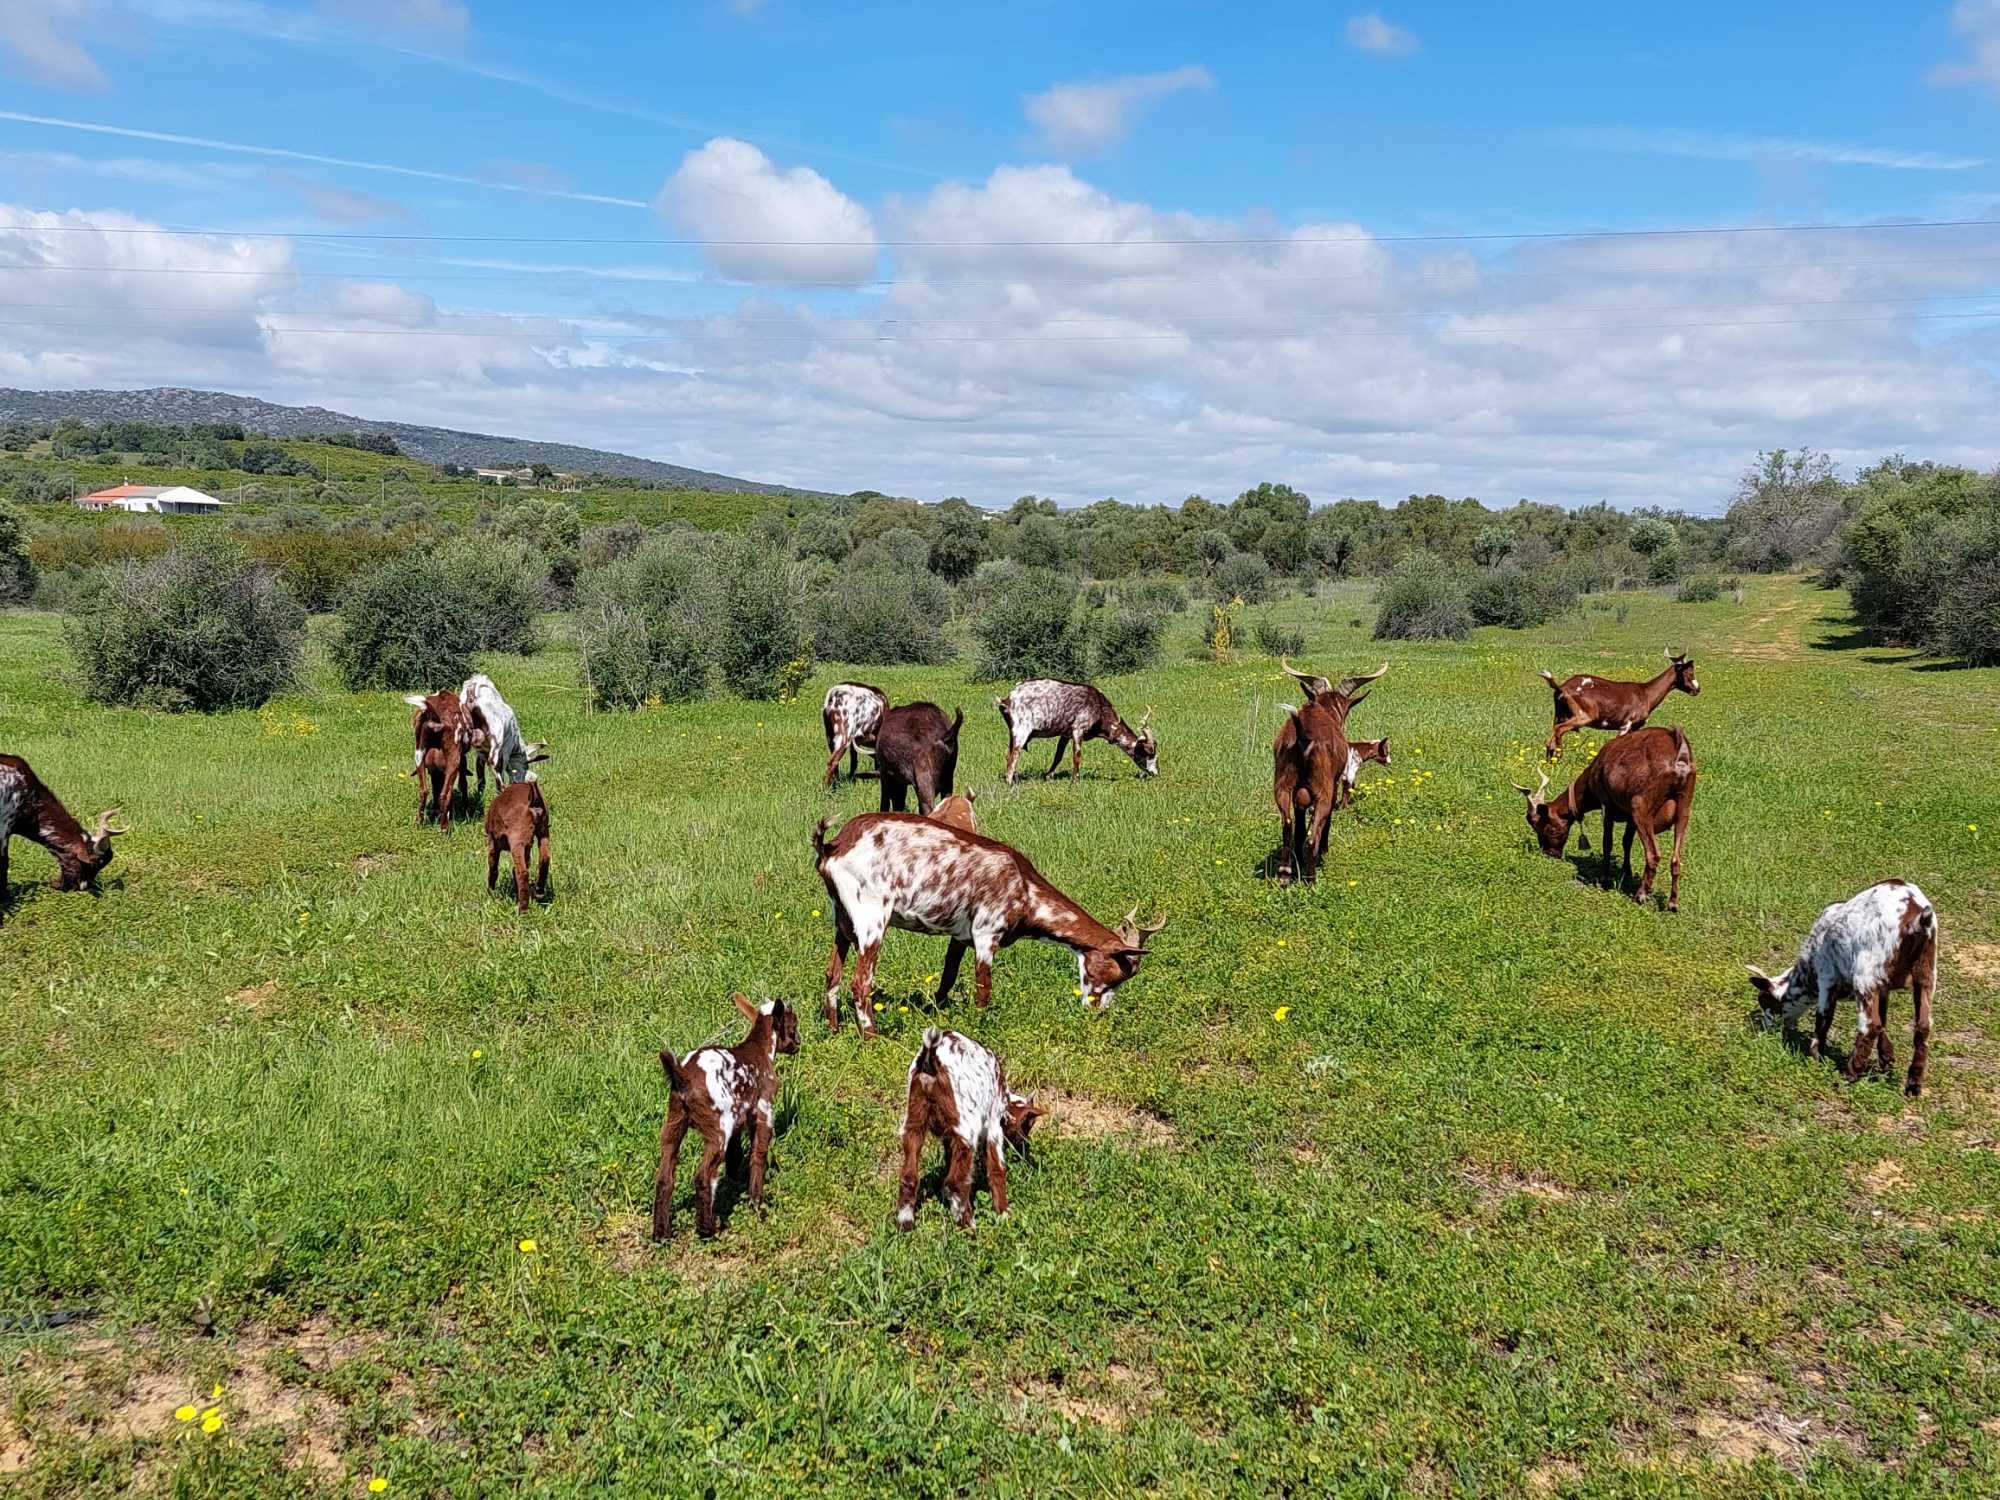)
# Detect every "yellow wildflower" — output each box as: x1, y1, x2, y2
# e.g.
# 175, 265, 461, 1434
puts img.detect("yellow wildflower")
370, 1480, 390, 1494
518, 1238, 537, 1254
175, 1405, 197, 1422
1272, 1006, 1291, 1021
201, 1413, 222, 1434
471, 1048, 483, 1060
